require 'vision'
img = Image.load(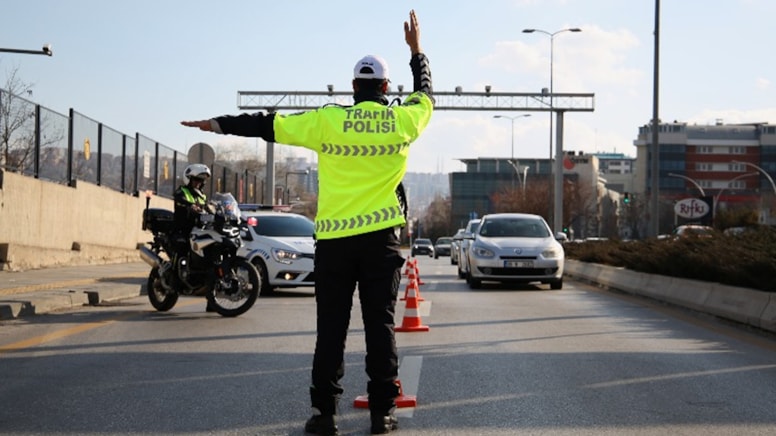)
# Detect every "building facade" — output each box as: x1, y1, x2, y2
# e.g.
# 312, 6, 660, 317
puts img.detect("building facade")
449, 157, 553, 229
449, 155, 626, 239
633, 121, 776, 229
